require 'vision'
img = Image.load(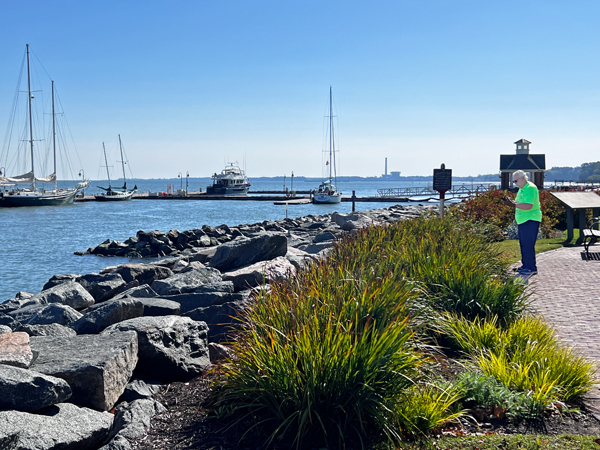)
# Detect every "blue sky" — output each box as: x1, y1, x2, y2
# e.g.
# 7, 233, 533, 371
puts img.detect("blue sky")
1, 1, 600, 178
